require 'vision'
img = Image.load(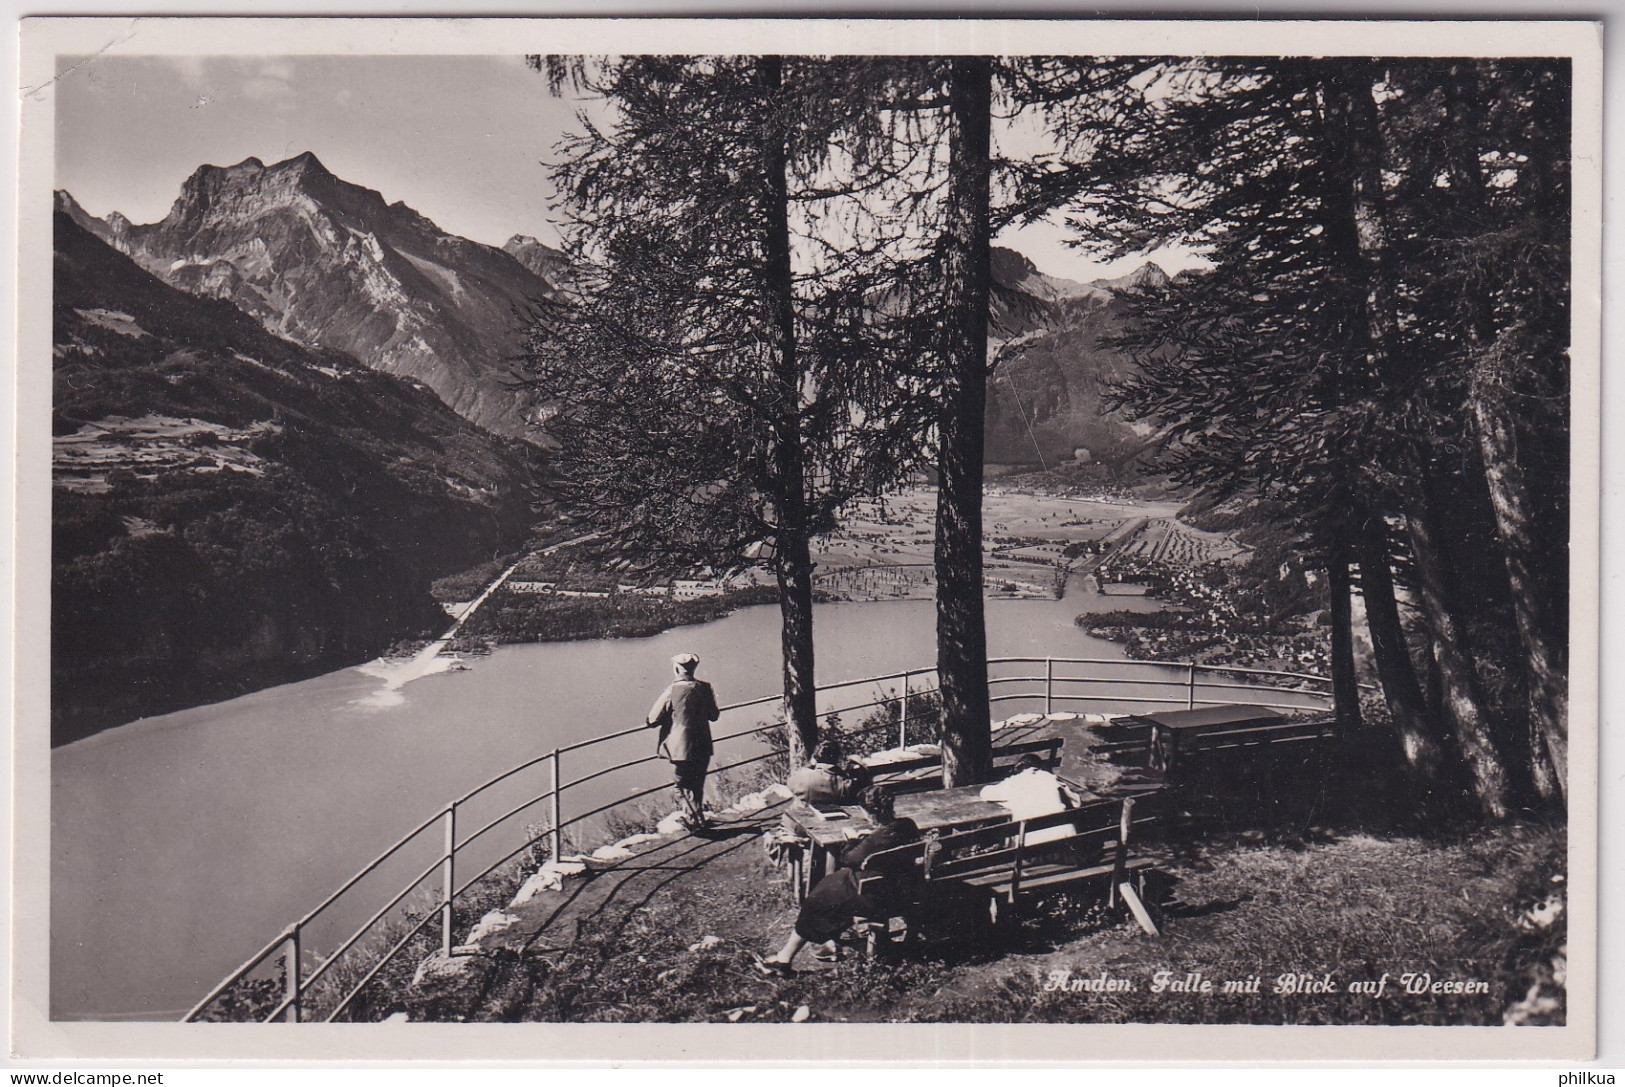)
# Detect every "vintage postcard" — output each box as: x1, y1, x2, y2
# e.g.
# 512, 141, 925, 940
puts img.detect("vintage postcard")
11, 16, 1602, 1063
